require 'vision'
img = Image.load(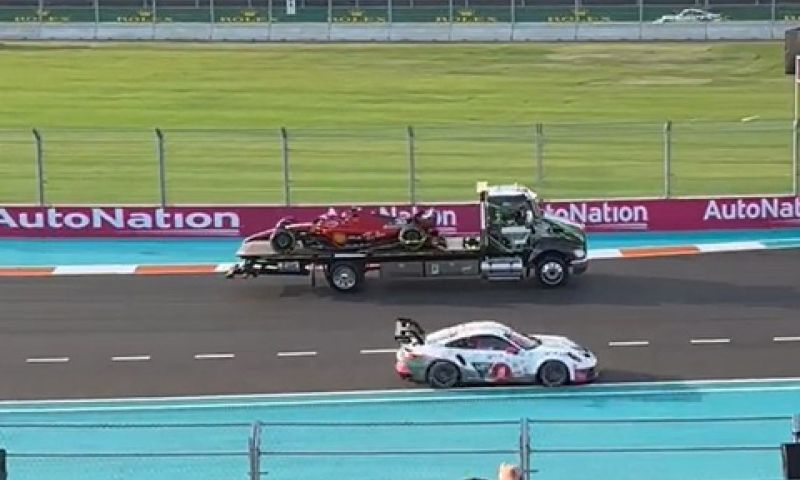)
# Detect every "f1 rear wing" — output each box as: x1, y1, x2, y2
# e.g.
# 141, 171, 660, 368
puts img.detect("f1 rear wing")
394, 317, 425, 346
